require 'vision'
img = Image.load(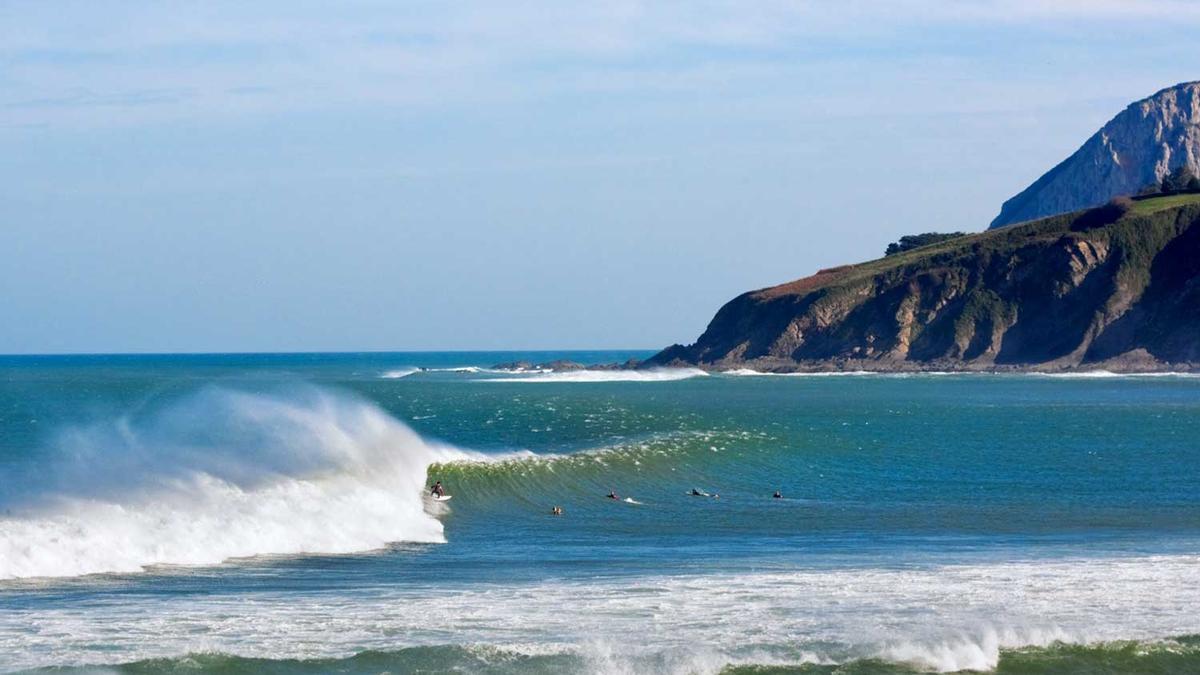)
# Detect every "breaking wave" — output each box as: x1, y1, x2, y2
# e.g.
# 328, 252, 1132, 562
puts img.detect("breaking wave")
381, 366, 542, 379
26, 634, 1200, 674
0, 387, 498, 580
720, 369, 983, 378
1028, 370, 1200, 379
380, 368, 418, 379
483, 368, 709, 383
